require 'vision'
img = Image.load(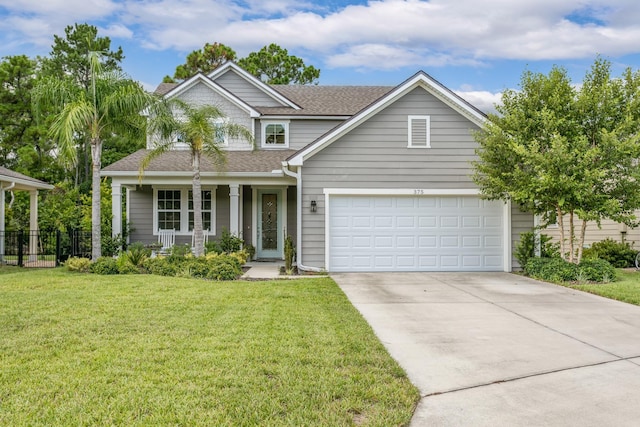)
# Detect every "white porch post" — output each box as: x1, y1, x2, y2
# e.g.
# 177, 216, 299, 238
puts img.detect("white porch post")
29, 190, 38, 262
111, 182, 122, 238
229, 184, 240, 235
0, 185, 4, 262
